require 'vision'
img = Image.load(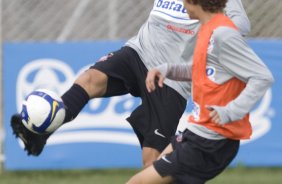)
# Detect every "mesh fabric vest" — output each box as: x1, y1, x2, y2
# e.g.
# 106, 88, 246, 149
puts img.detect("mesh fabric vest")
189, 14, 252, 140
